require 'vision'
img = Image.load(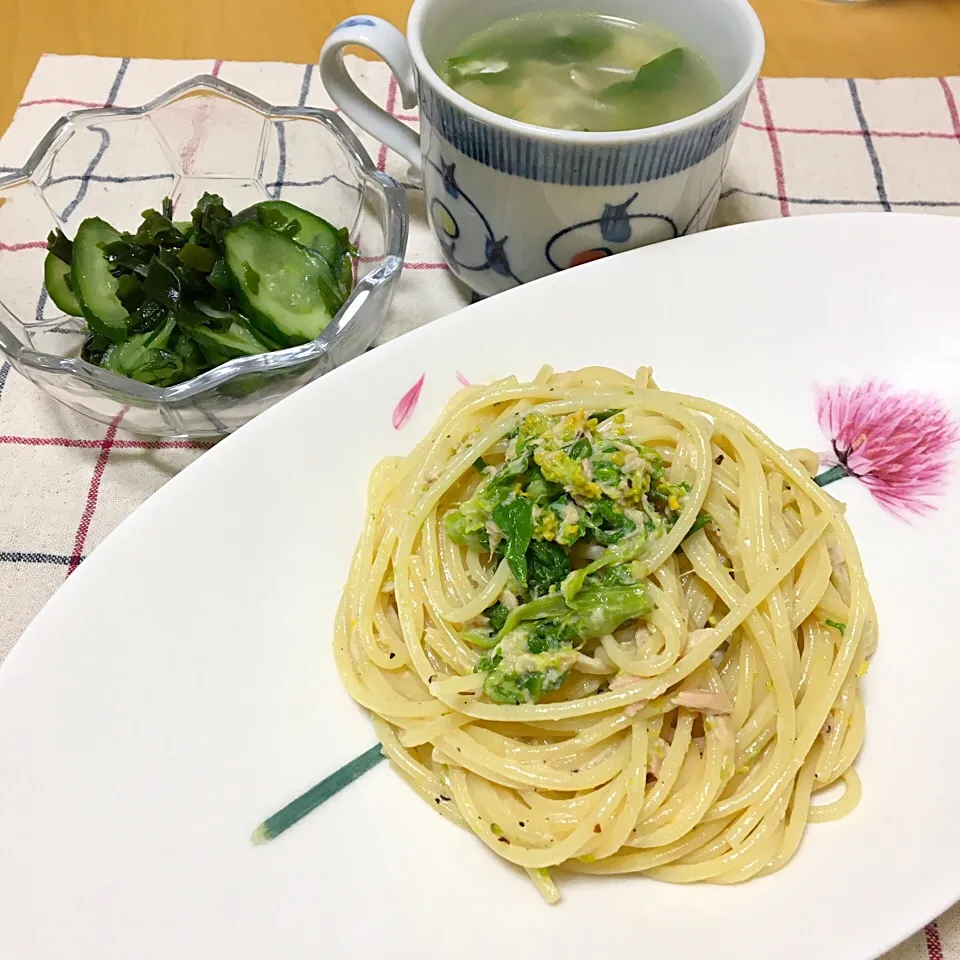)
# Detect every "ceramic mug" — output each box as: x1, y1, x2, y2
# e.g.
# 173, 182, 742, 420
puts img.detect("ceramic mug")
320, 0, 764, 297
